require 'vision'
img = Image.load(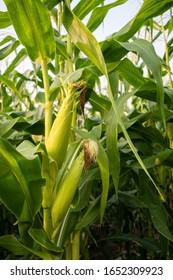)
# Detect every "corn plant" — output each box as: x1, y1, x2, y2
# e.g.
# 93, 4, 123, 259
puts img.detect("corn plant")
0, 0, 173, 260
